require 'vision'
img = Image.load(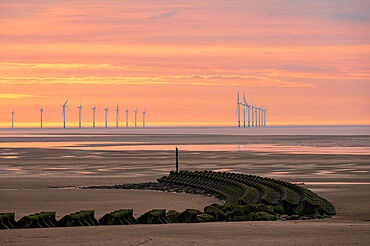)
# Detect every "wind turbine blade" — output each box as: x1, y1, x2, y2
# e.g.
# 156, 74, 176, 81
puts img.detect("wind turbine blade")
243, 92, 247, 104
